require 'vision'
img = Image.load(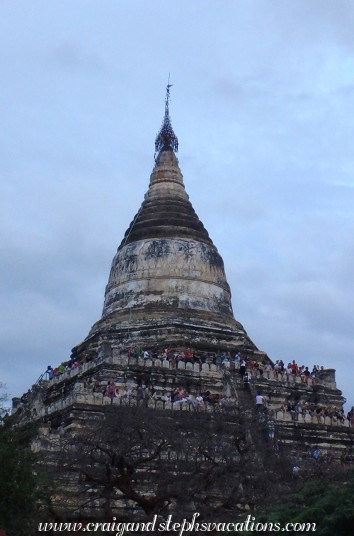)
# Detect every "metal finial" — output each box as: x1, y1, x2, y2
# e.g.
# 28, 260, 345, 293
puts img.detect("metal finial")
154, 81, 179, 160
